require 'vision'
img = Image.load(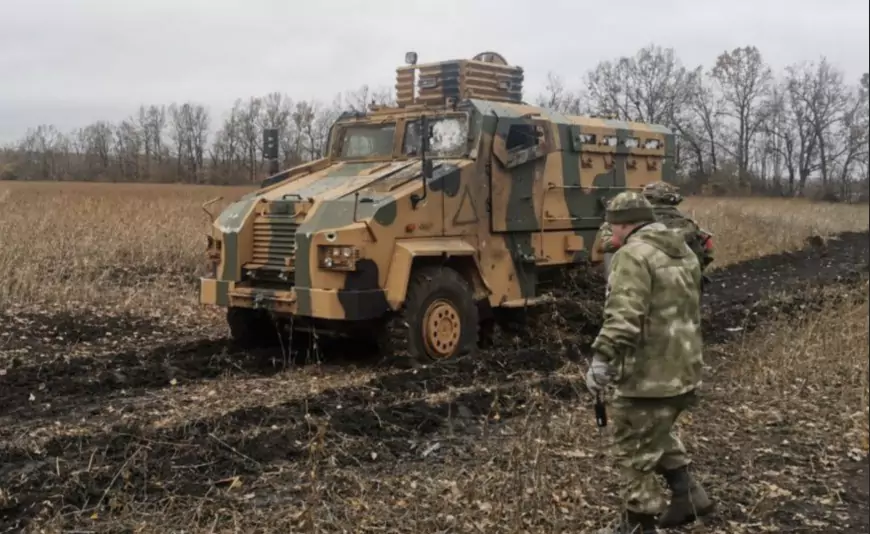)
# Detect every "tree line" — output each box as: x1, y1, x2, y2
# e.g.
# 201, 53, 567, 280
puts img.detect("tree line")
2, 44, 867, 199
0, 85, 393, 186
